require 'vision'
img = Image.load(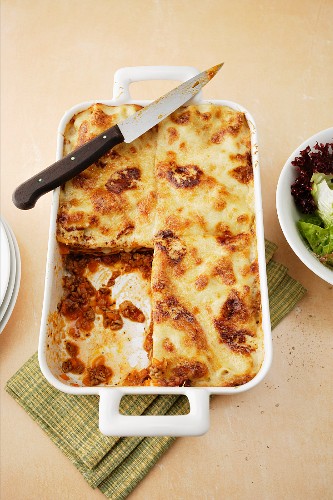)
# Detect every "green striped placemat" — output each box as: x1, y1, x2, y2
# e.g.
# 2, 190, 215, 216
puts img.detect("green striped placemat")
6, 240, 306, 500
